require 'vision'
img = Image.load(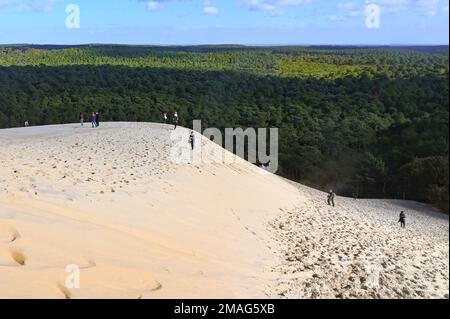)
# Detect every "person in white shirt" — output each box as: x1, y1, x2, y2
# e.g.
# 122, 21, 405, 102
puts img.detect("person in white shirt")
173, 112, 179, 129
